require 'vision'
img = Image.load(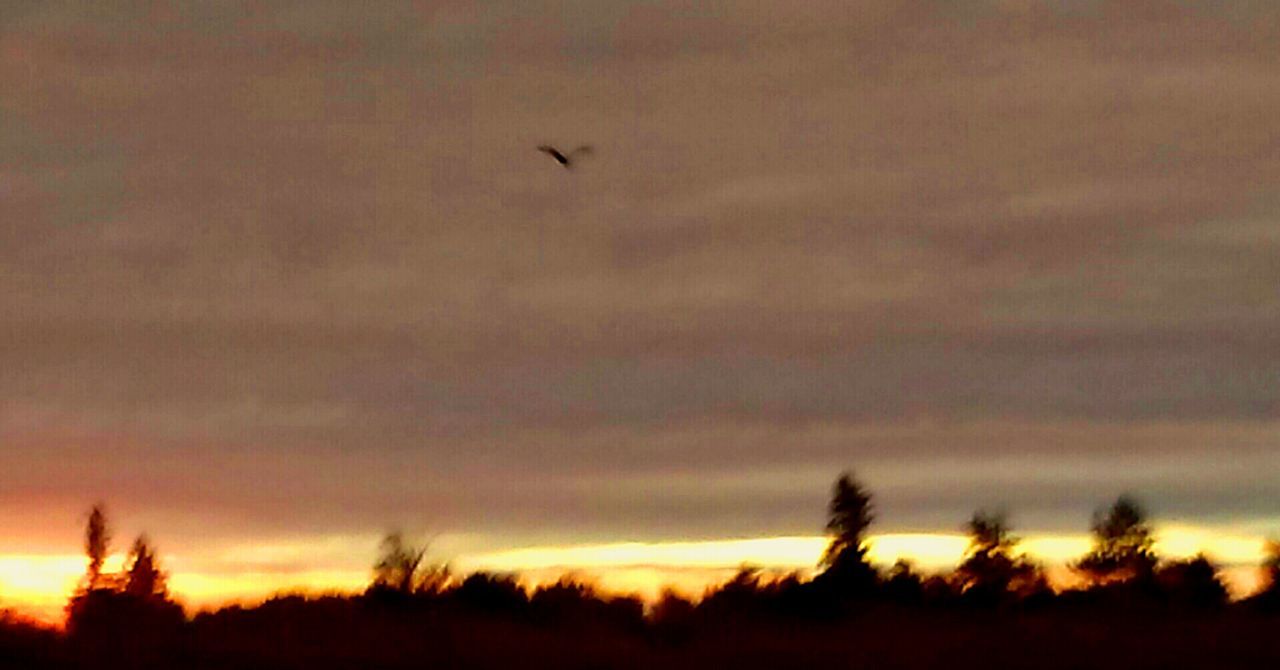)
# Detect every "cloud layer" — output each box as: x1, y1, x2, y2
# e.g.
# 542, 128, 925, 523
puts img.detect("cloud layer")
1, 1, 1278, 563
